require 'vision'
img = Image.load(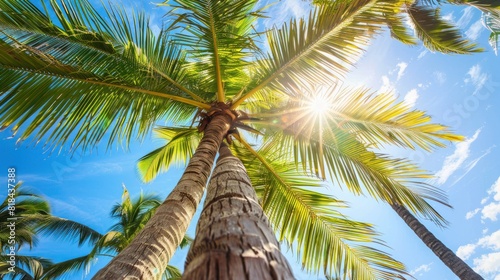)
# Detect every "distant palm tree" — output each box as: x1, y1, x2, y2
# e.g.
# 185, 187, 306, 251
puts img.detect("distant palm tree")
38, 186, 190, 280
0, 0, 493, 279
0, 183, 53, 279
